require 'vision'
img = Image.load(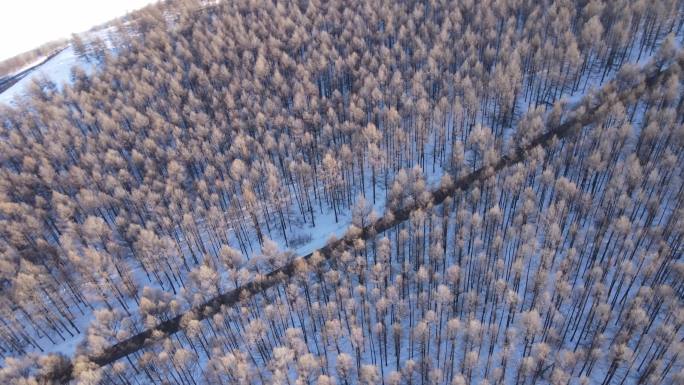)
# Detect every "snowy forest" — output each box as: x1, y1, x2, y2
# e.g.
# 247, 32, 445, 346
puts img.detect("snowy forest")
0, 0, 683, 384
